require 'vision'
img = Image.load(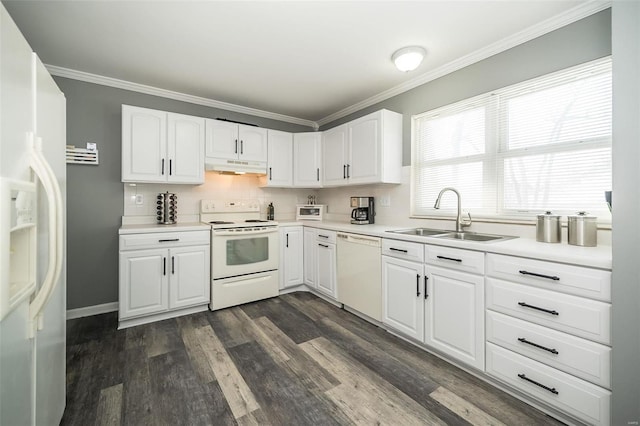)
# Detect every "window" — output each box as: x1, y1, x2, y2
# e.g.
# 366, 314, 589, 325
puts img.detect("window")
411, 58, 612, 221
